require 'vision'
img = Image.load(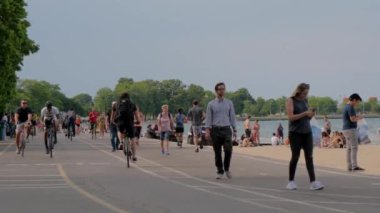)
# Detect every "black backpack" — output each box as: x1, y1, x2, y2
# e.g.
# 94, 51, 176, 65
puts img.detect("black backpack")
116, 99, 134, 123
